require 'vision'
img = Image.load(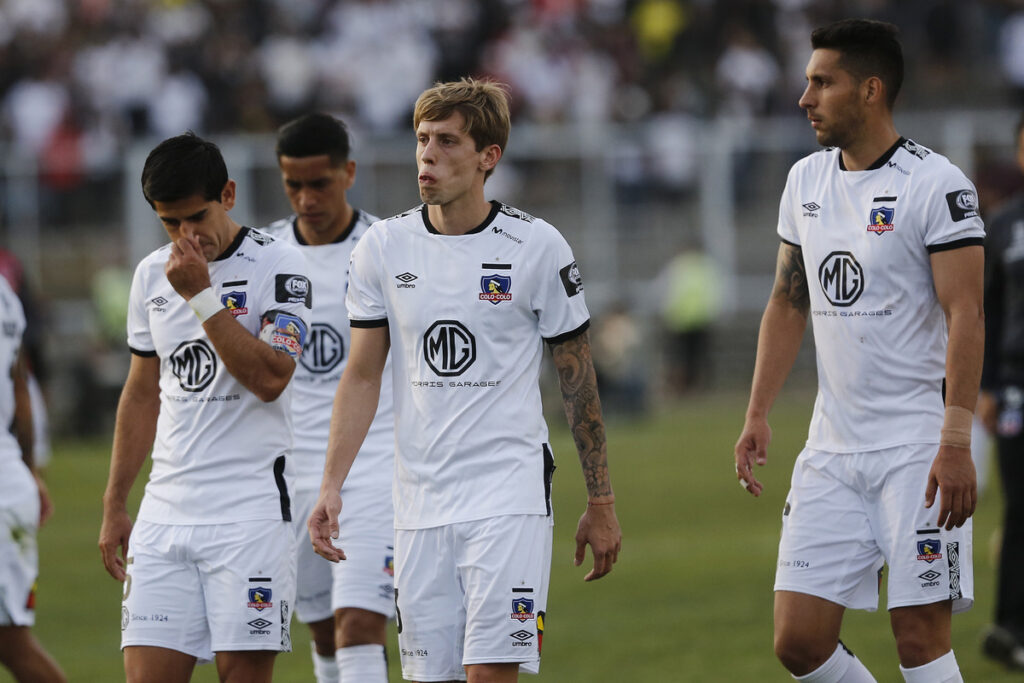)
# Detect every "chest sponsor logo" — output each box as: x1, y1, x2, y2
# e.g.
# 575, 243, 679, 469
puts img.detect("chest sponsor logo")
916, 539, 942, 563
868, 207, 895, 235
275, 274, 312, 307
492, 226, 525, 244
818, 251, 864, 307
170, 339, 217, 392
395, 272, 418, 289
945, 189, 979, 222
300, 323, 344, 373
802, 202, 820, 218
559, 261, 583, 297
424, 320, 476, 376
480, 274, 512, 304
511, 598, 535, 622
221, 291, 248, 316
